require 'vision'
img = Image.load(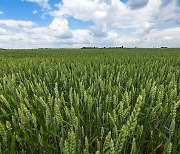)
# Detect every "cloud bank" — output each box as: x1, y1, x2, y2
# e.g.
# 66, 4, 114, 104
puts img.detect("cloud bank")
0, 0, 180, 48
